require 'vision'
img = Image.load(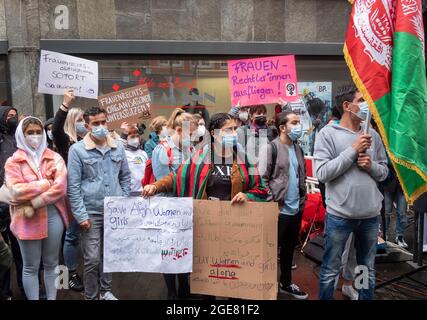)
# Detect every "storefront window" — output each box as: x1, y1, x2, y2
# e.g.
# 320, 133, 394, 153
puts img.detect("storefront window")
49, 55, 351, 154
